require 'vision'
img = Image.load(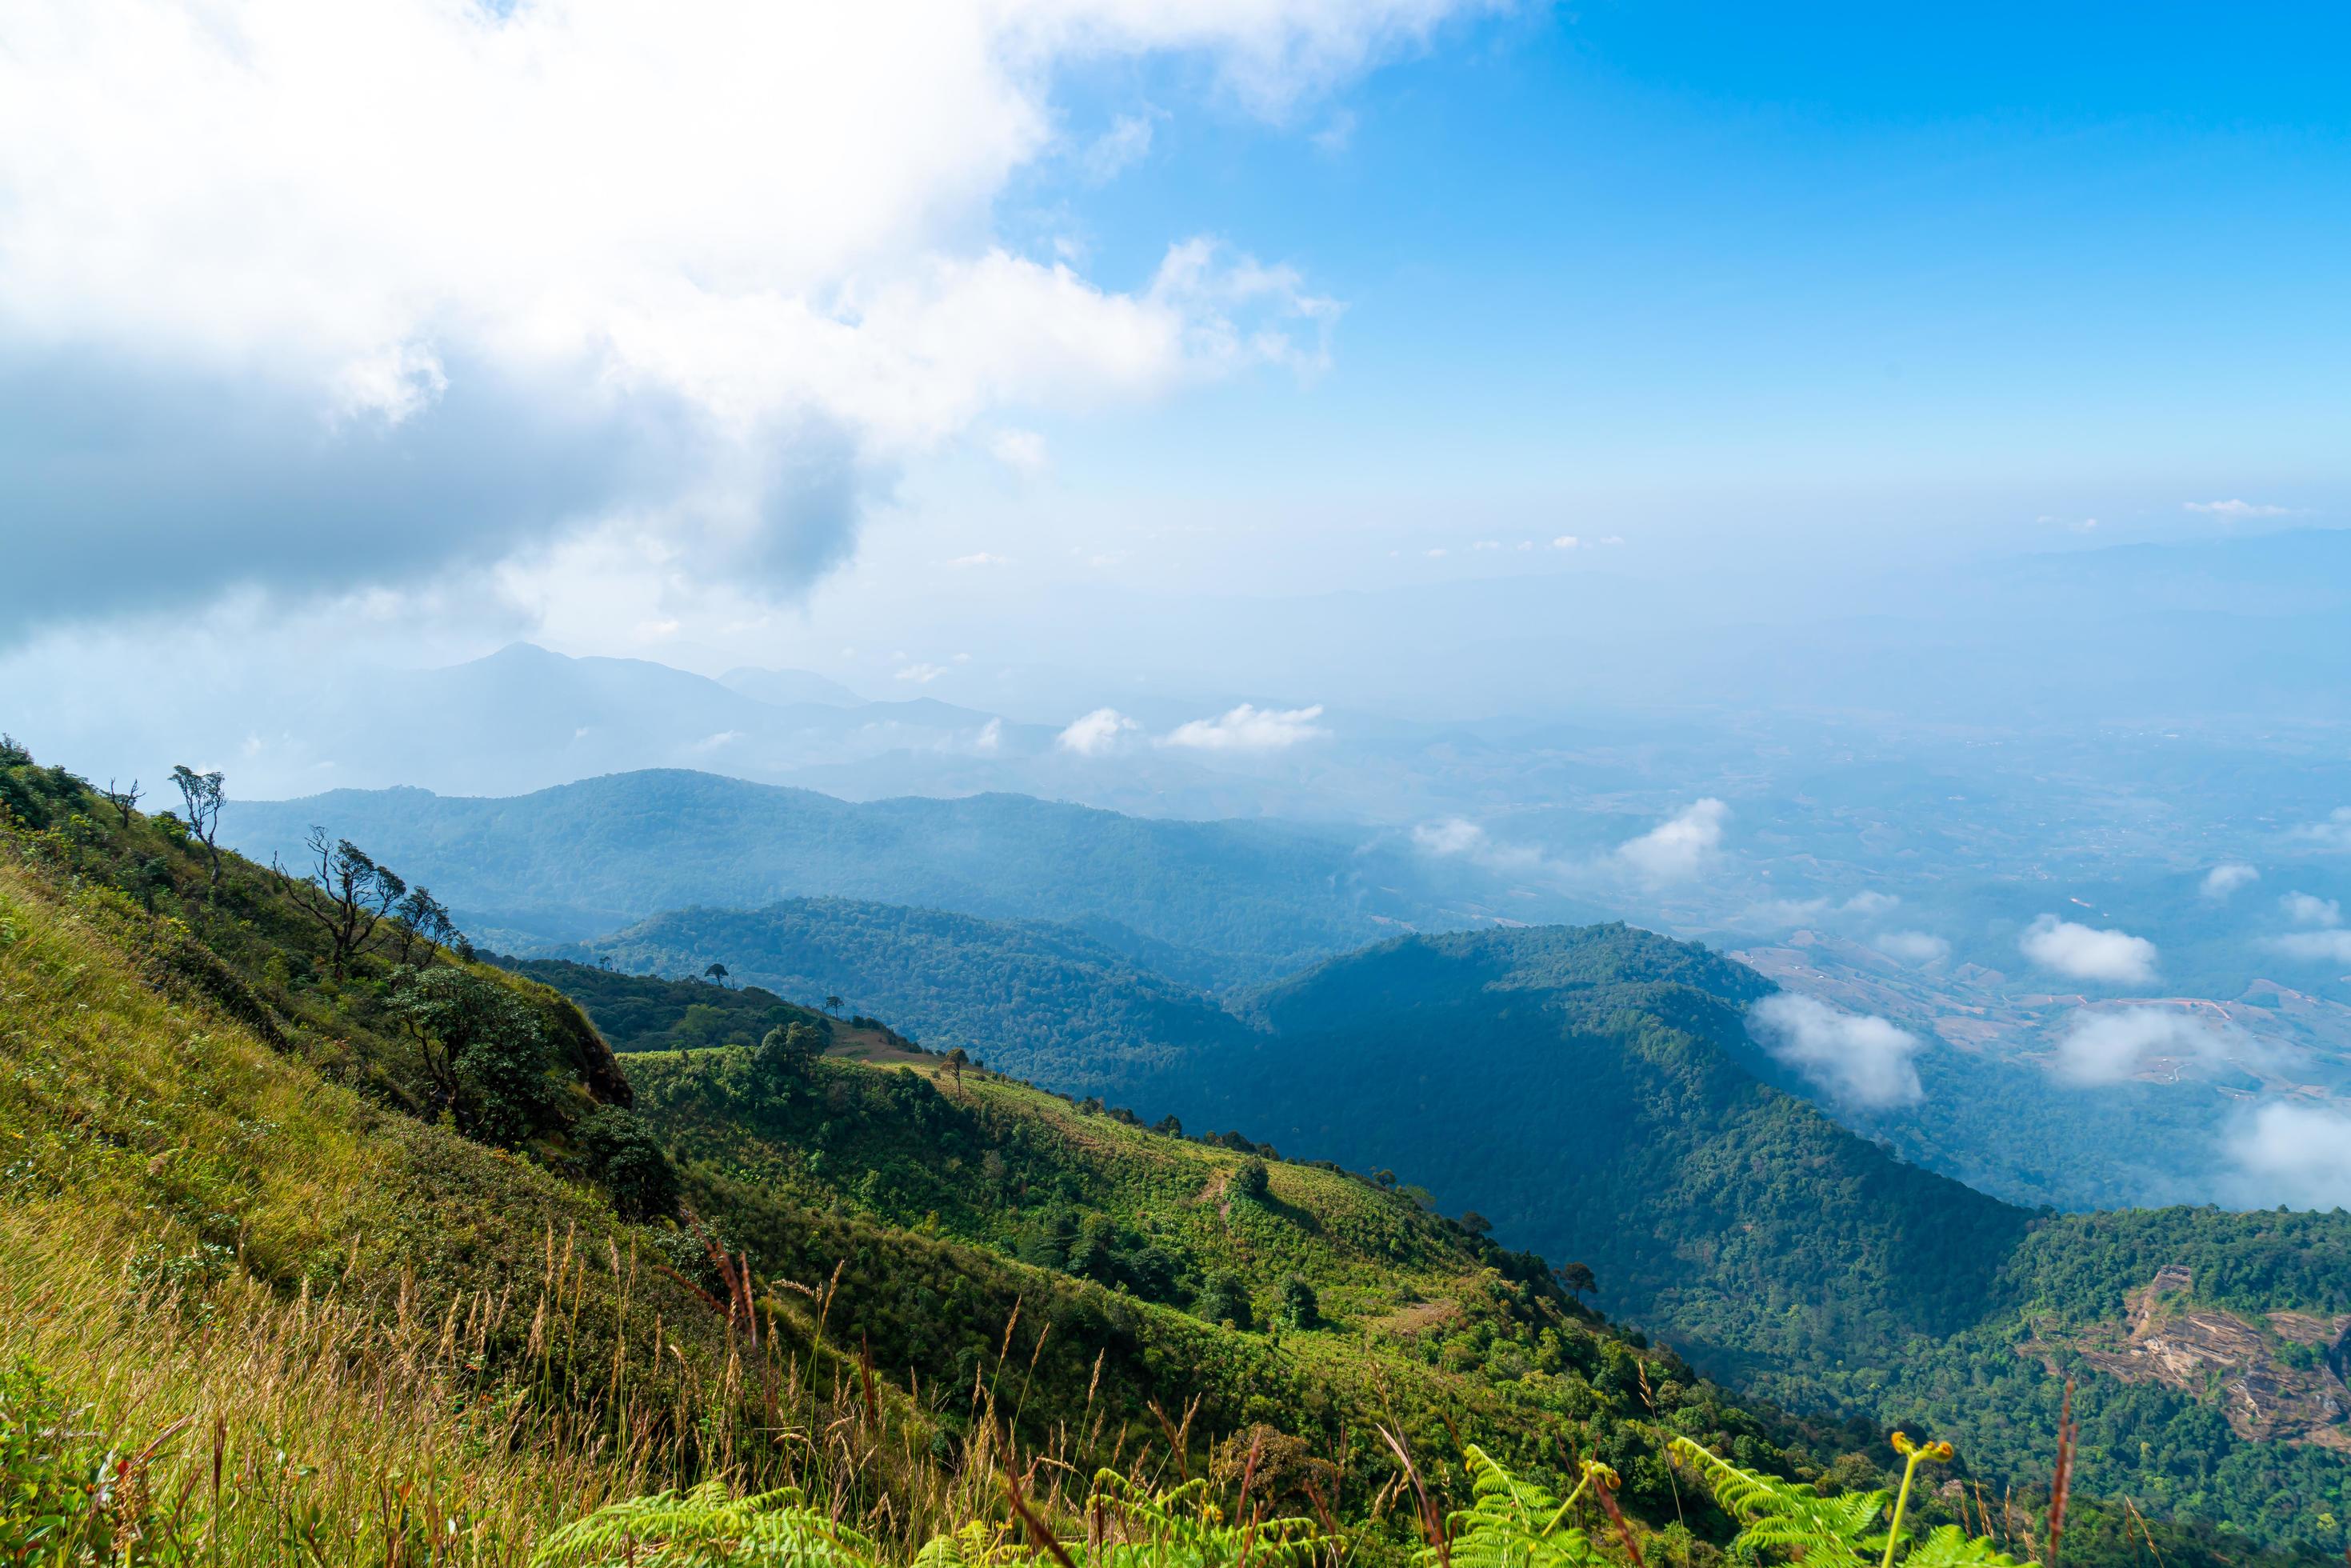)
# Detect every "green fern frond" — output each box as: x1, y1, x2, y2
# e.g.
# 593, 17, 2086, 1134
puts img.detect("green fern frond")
533, 1479, 882, 1568
911, 1521, 1024, 1568
1420, 1446, 1601, 1568
1667, 1436, 1883, 1568
1901, 1526, 2038, 1568
1084, 1469, 1324, 1568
